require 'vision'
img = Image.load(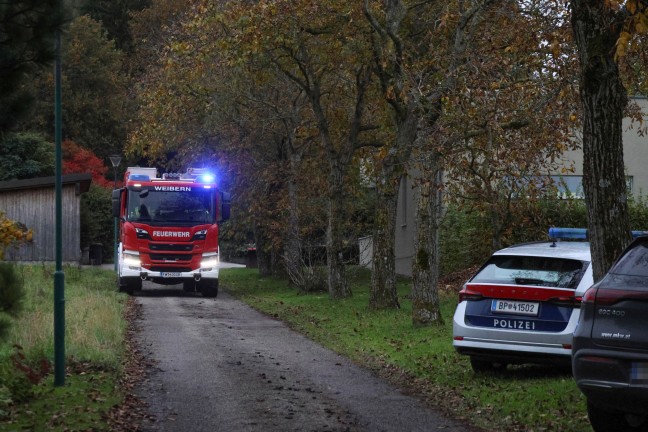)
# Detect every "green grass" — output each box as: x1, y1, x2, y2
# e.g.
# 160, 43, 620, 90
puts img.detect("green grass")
0, 264, 126, 431
1, 265, 593, 431
0, 264, 125, 364
221, 267, 591, 432
1, 368, 121, 432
